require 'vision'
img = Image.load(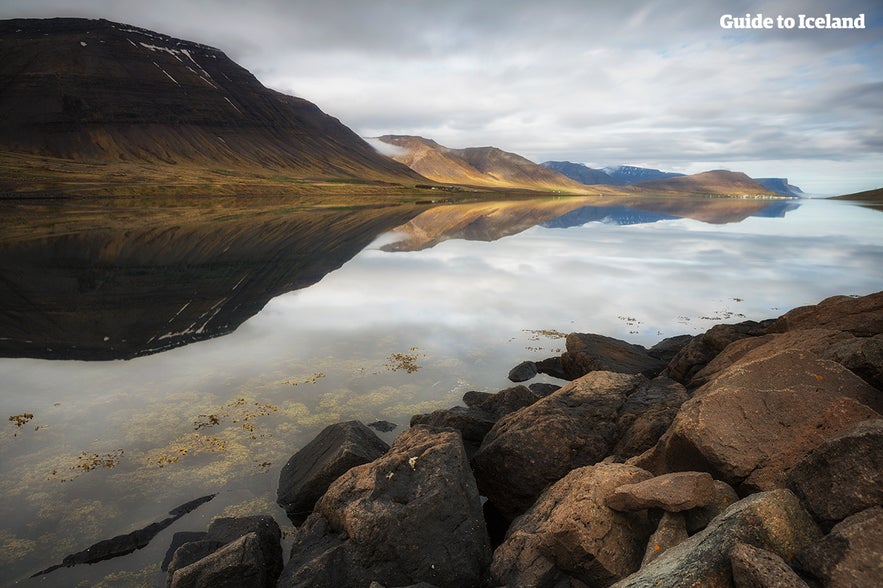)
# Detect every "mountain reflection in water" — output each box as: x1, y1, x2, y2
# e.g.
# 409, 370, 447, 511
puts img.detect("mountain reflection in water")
0, 195, 799, 360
